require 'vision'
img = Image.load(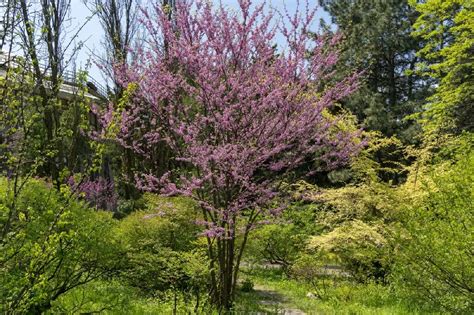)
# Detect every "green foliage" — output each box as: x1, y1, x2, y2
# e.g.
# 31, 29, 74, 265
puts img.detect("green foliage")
118, 194, 199, 252
240, 278, 254, 293
290, 134, 403, 283
410, 0, 474, 134
392, 149, 474, 313
302, 133, 405, 228
311, 178, 397, 228
290, 253, 332, 299
115, 194, 209, 304
320, 0, 427, 142
114, 197, 147, 219
51, 280, 133, 314
0, 59, 102, 187
0, 178, 123, 314
241, 267, 426, 315
51, 279, 216, 314
0, 64, 46, 178
245, 202, 323, 271
246, 223, 308, 270
309, 220, 390, 283
44, 194, 212, 314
